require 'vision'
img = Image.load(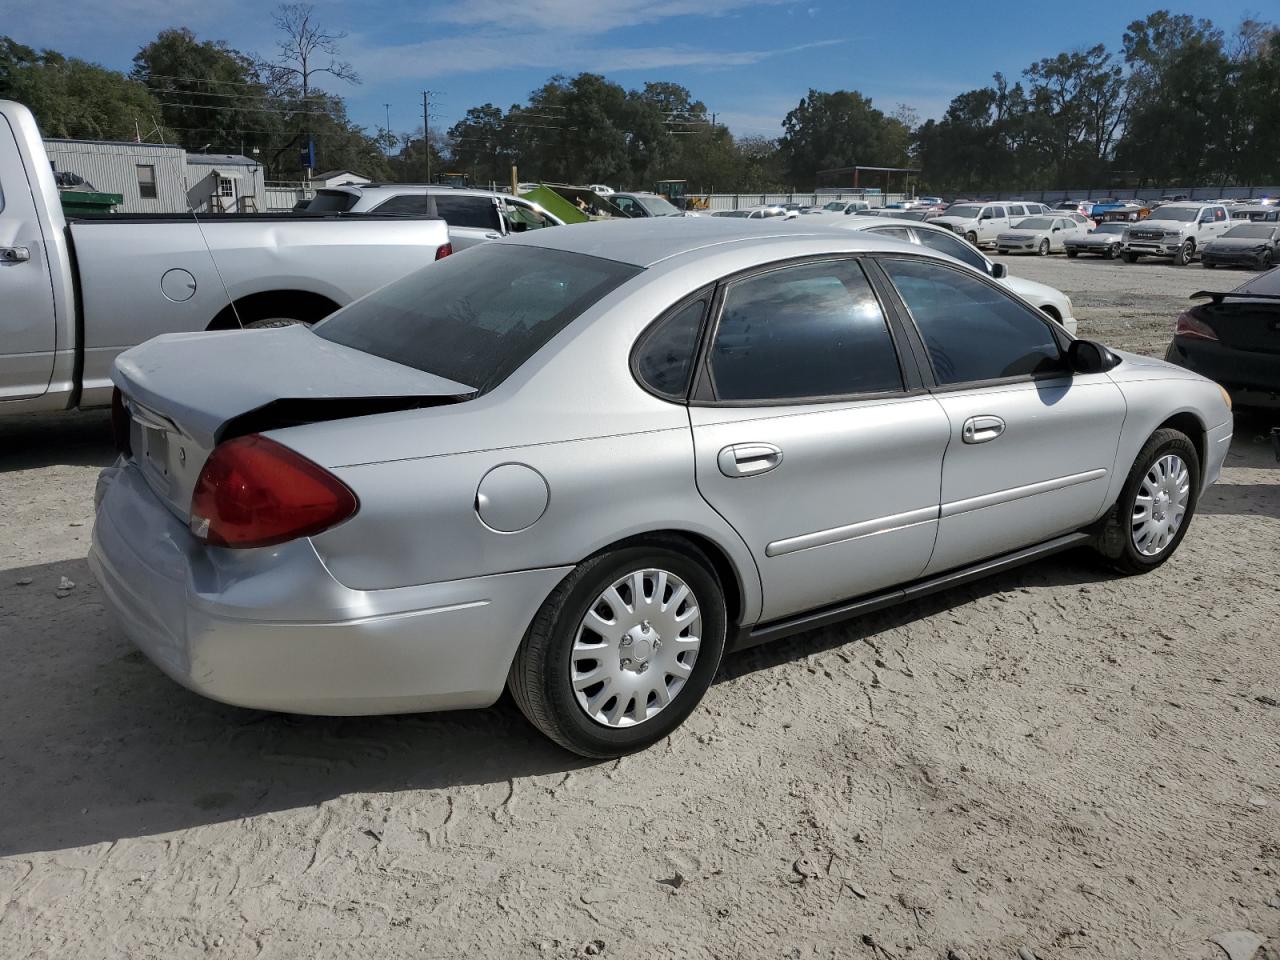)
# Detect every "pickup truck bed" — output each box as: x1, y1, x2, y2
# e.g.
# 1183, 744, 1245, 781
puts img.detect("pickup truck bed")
1, 99, 451, 415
